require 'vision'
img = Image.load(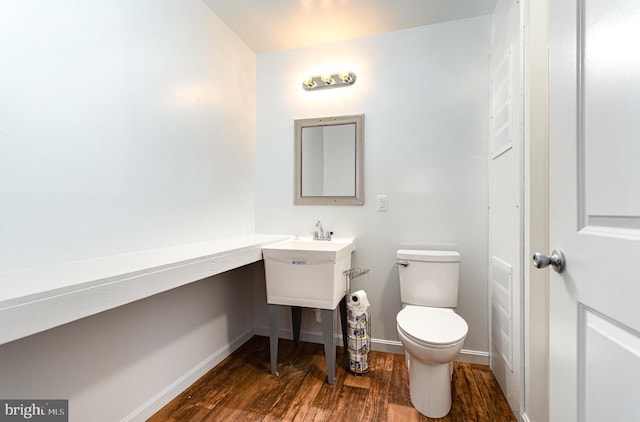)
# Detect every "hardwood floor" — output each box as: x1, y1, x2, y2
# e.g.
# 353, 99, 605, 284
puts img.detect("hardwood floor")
149, 336, 516, 422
